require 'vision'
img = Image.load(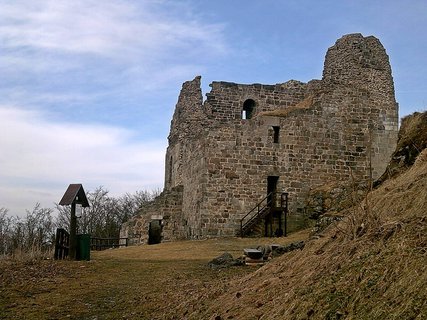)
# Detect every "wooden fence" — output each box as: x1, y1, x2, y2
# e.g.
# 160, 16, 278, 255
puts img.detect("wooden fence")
90, 237, 128, 251
55, 228, 128, 256
54, 228, 69, 260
